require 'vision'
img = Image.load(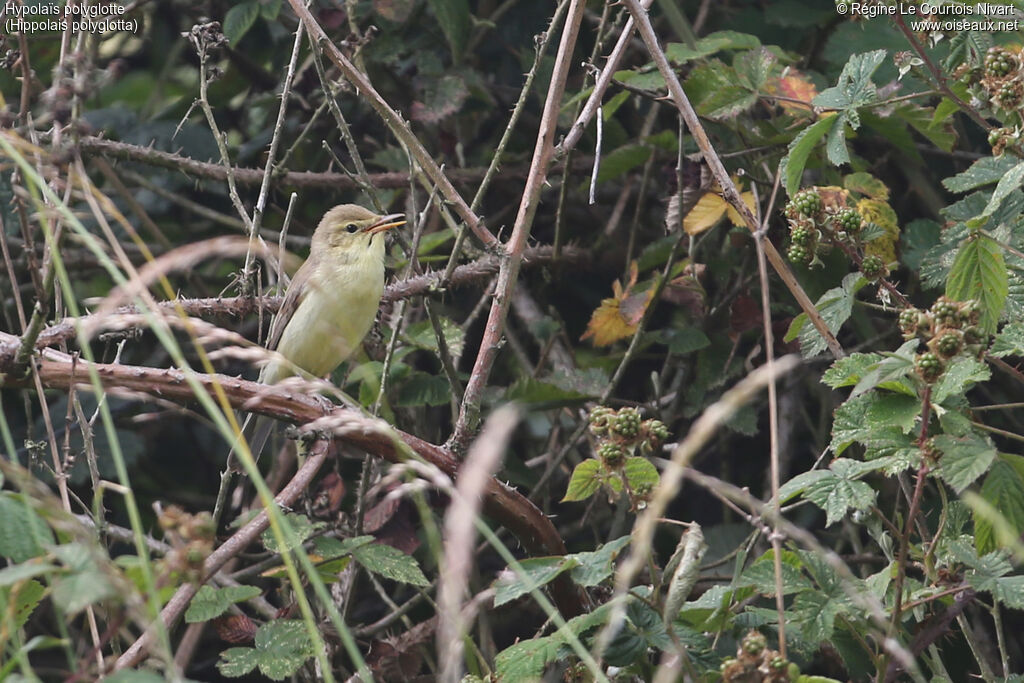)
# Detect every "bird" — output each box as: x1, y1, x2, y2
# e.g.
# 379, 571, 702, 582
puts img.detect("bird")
235, 204, 405, 464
